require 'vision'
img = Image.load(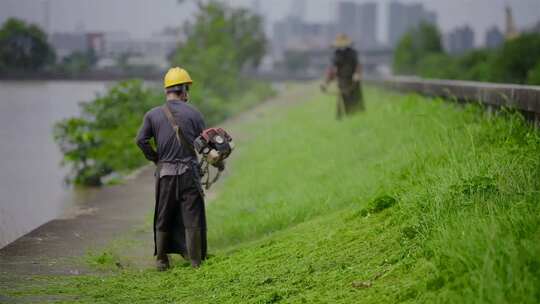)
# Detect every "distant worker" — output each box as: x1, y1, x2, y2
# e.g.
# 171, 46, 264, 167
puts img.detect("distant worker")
321, 33, 364, 119
136, 67, 207, 271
